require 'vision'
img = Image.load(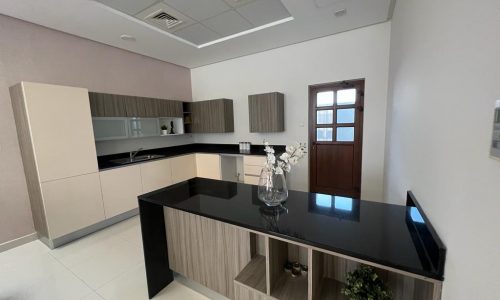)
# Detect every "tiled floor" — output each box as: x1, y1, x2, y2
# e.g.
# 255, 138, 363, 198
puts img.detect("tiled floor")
0, 216, 210, 300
